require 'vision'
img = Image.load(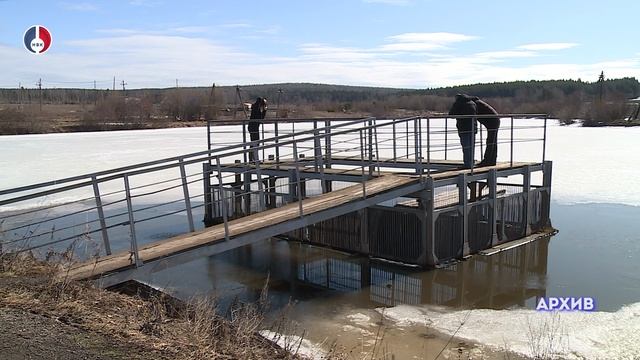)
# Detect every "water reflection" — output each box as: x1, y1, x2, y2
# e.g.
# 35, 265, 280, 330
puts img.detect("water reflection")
203, 236, 549, 311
